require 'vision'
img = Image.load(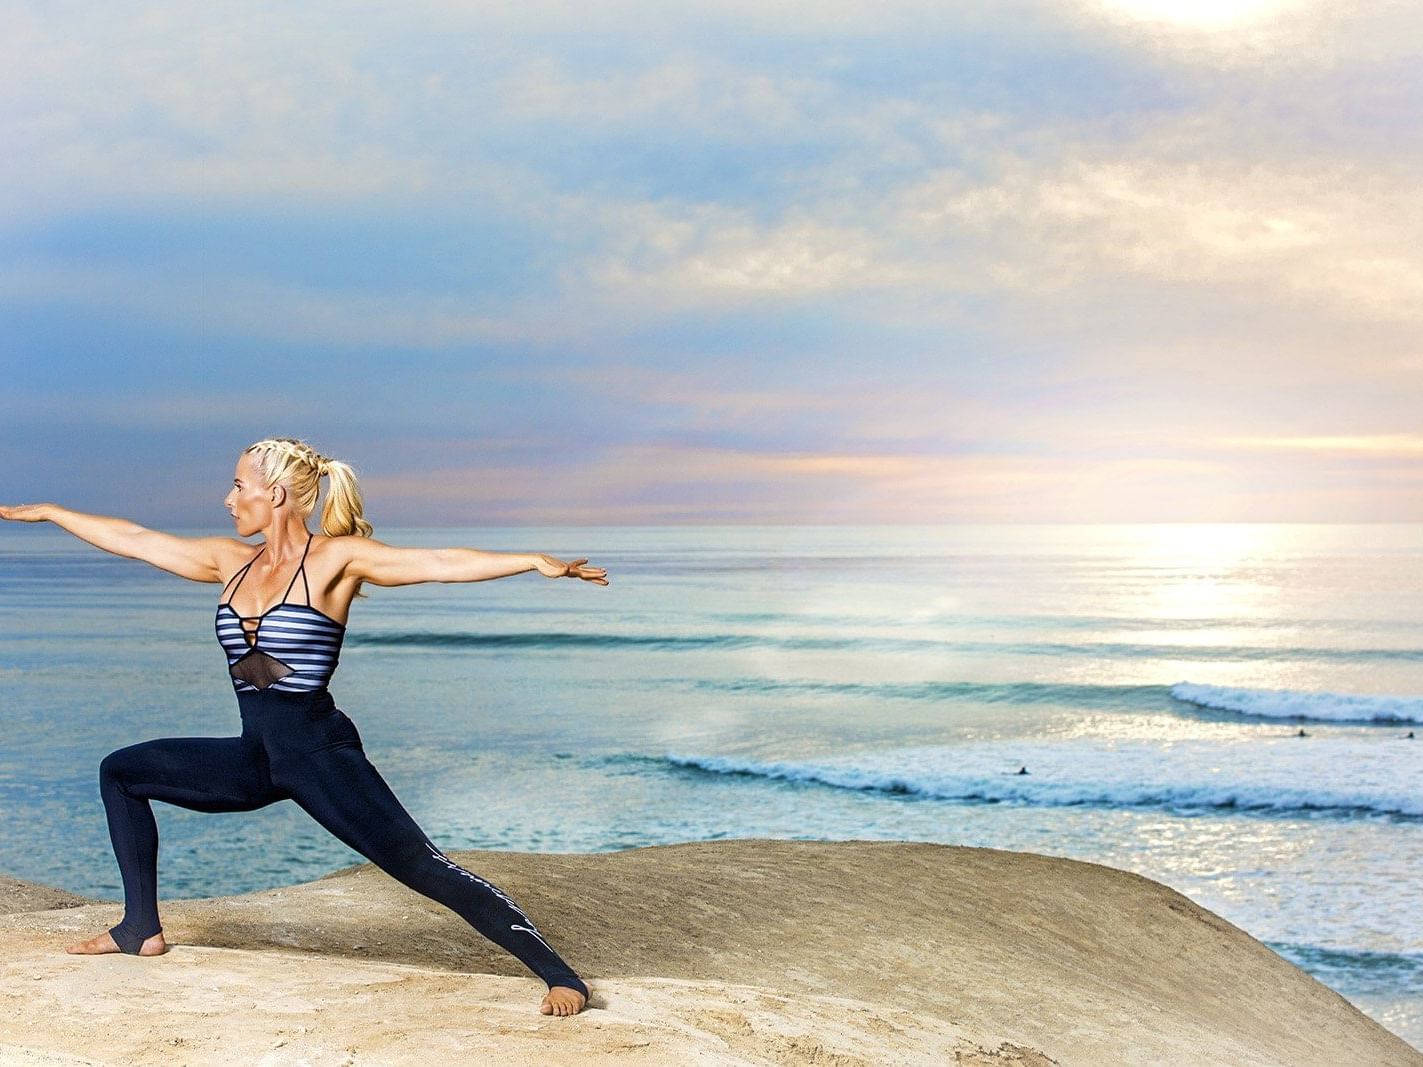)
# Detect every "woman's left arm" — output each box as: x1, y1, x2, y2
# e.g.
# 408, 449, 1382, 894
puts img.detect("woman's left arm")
344, 537, 608, 587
